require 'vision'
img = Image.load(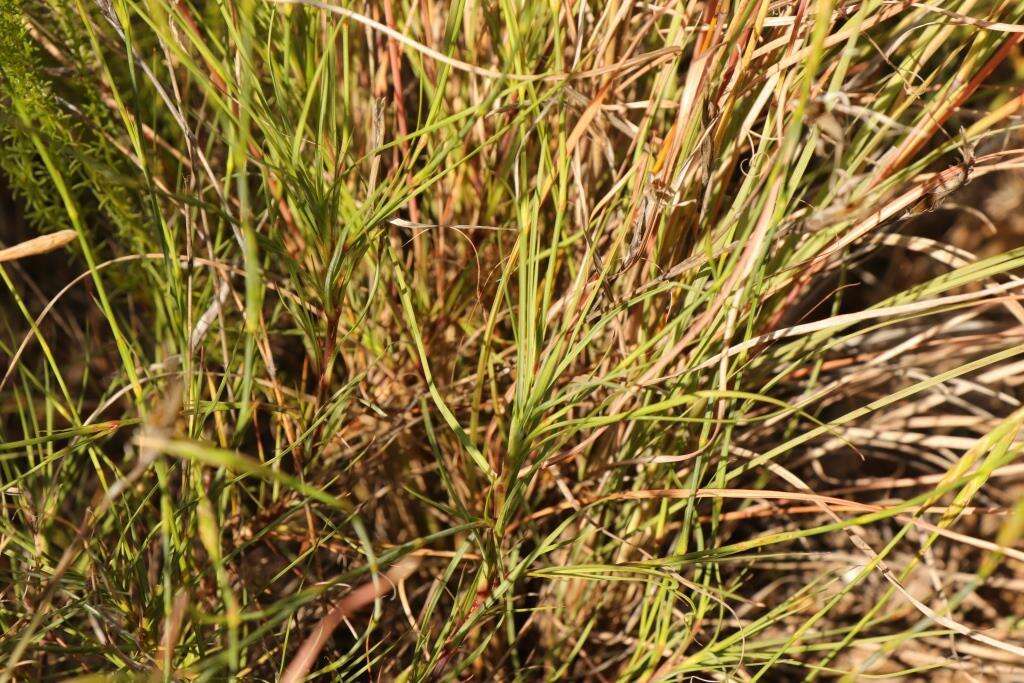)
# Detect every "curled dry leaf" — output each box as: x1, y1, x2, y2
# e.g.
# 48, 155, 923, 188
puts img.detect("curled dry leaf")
0, 229, 77, 263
